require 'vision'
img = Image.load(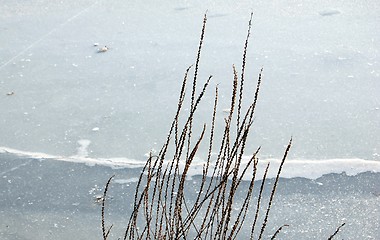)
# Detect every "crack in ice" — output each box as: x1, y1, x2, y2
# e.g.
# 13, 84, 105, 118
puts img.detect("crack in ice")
0, 1, 101, 70
0, 159, 33, 177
